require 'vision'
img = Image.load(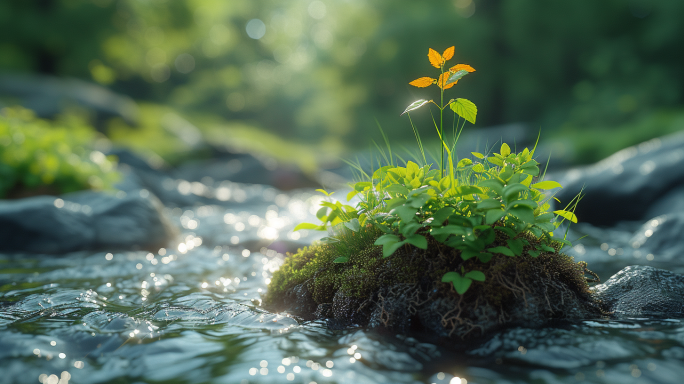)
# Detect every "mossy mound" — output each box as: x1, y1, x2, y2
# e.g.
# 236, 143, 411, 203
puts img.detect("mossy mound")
263, 226, 605, 339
